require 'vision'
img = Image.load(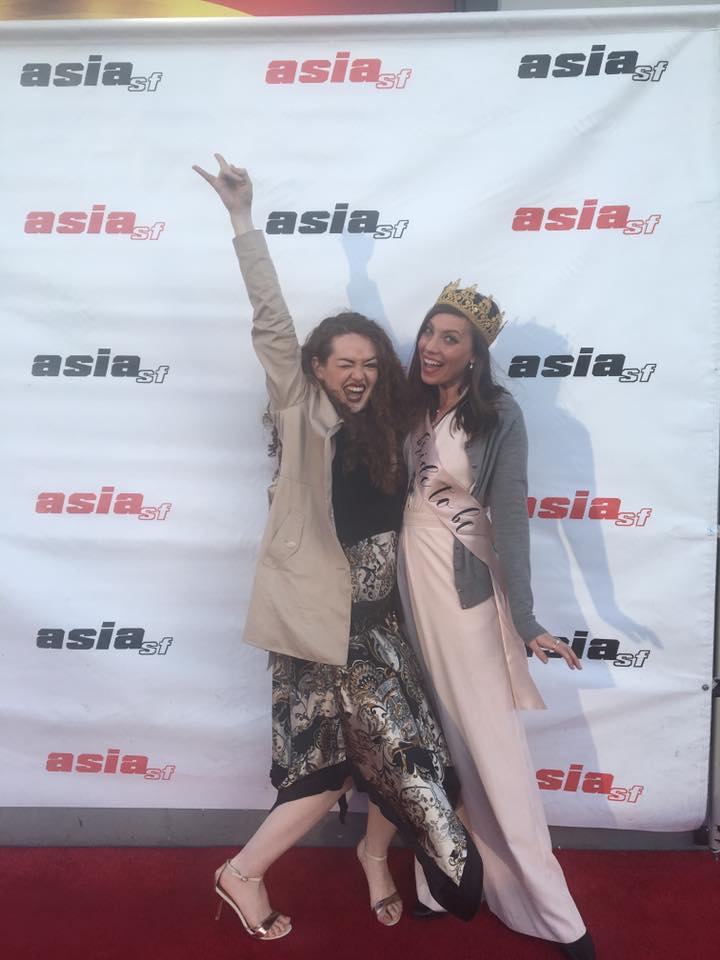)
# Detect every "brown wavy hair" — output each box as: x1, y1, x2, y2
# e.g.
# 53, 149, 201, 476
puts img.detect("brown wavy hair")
407, 302, 506, 440
265, 312, 409, 494
302, 312, 410, 493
